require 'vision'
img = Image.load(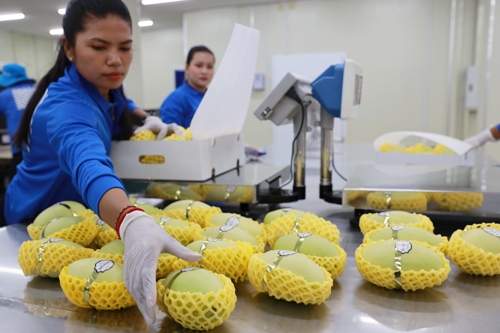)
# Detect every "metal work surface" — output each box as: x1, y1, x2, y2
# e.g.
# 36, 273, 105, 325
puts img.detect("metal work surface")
2, 206, 500, 333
